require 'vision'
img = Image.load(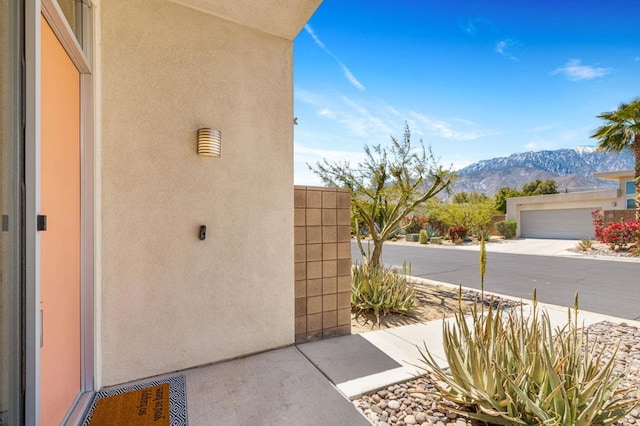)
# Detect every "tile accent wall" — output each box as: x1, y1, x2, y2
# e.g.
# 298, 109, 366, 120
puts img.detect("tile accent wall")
294, 186, 352, 343
603, 209, 635, 225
